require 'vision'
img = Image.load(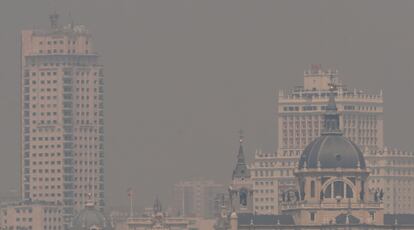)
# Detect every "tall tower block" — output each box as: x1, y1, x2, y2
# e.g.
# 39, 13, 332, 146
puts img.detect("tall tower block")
20, 15, 105, 224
